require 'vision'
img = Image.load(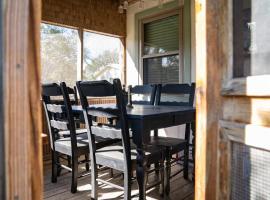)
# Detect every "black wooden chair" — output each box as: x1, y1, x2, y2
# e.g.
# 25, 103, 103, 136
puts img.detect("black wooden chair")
42, 82, 90, 193
151, 83, 195, 195
129, 84, 157, 105
76, 79, 165, 200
